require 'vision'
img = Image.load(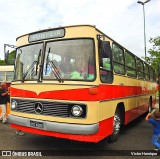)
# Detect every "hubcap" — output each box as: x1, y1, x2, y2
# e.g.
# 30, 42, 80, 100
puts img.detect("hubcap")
113, 114, 121, 134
